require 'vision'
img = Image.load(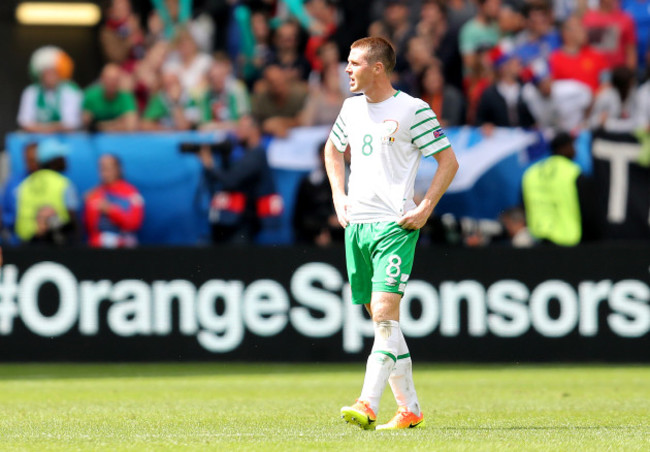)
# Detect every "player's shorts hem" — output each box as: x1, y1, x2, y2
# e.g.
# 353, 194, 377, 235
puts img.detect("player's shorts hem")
370, 285, 404, 295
